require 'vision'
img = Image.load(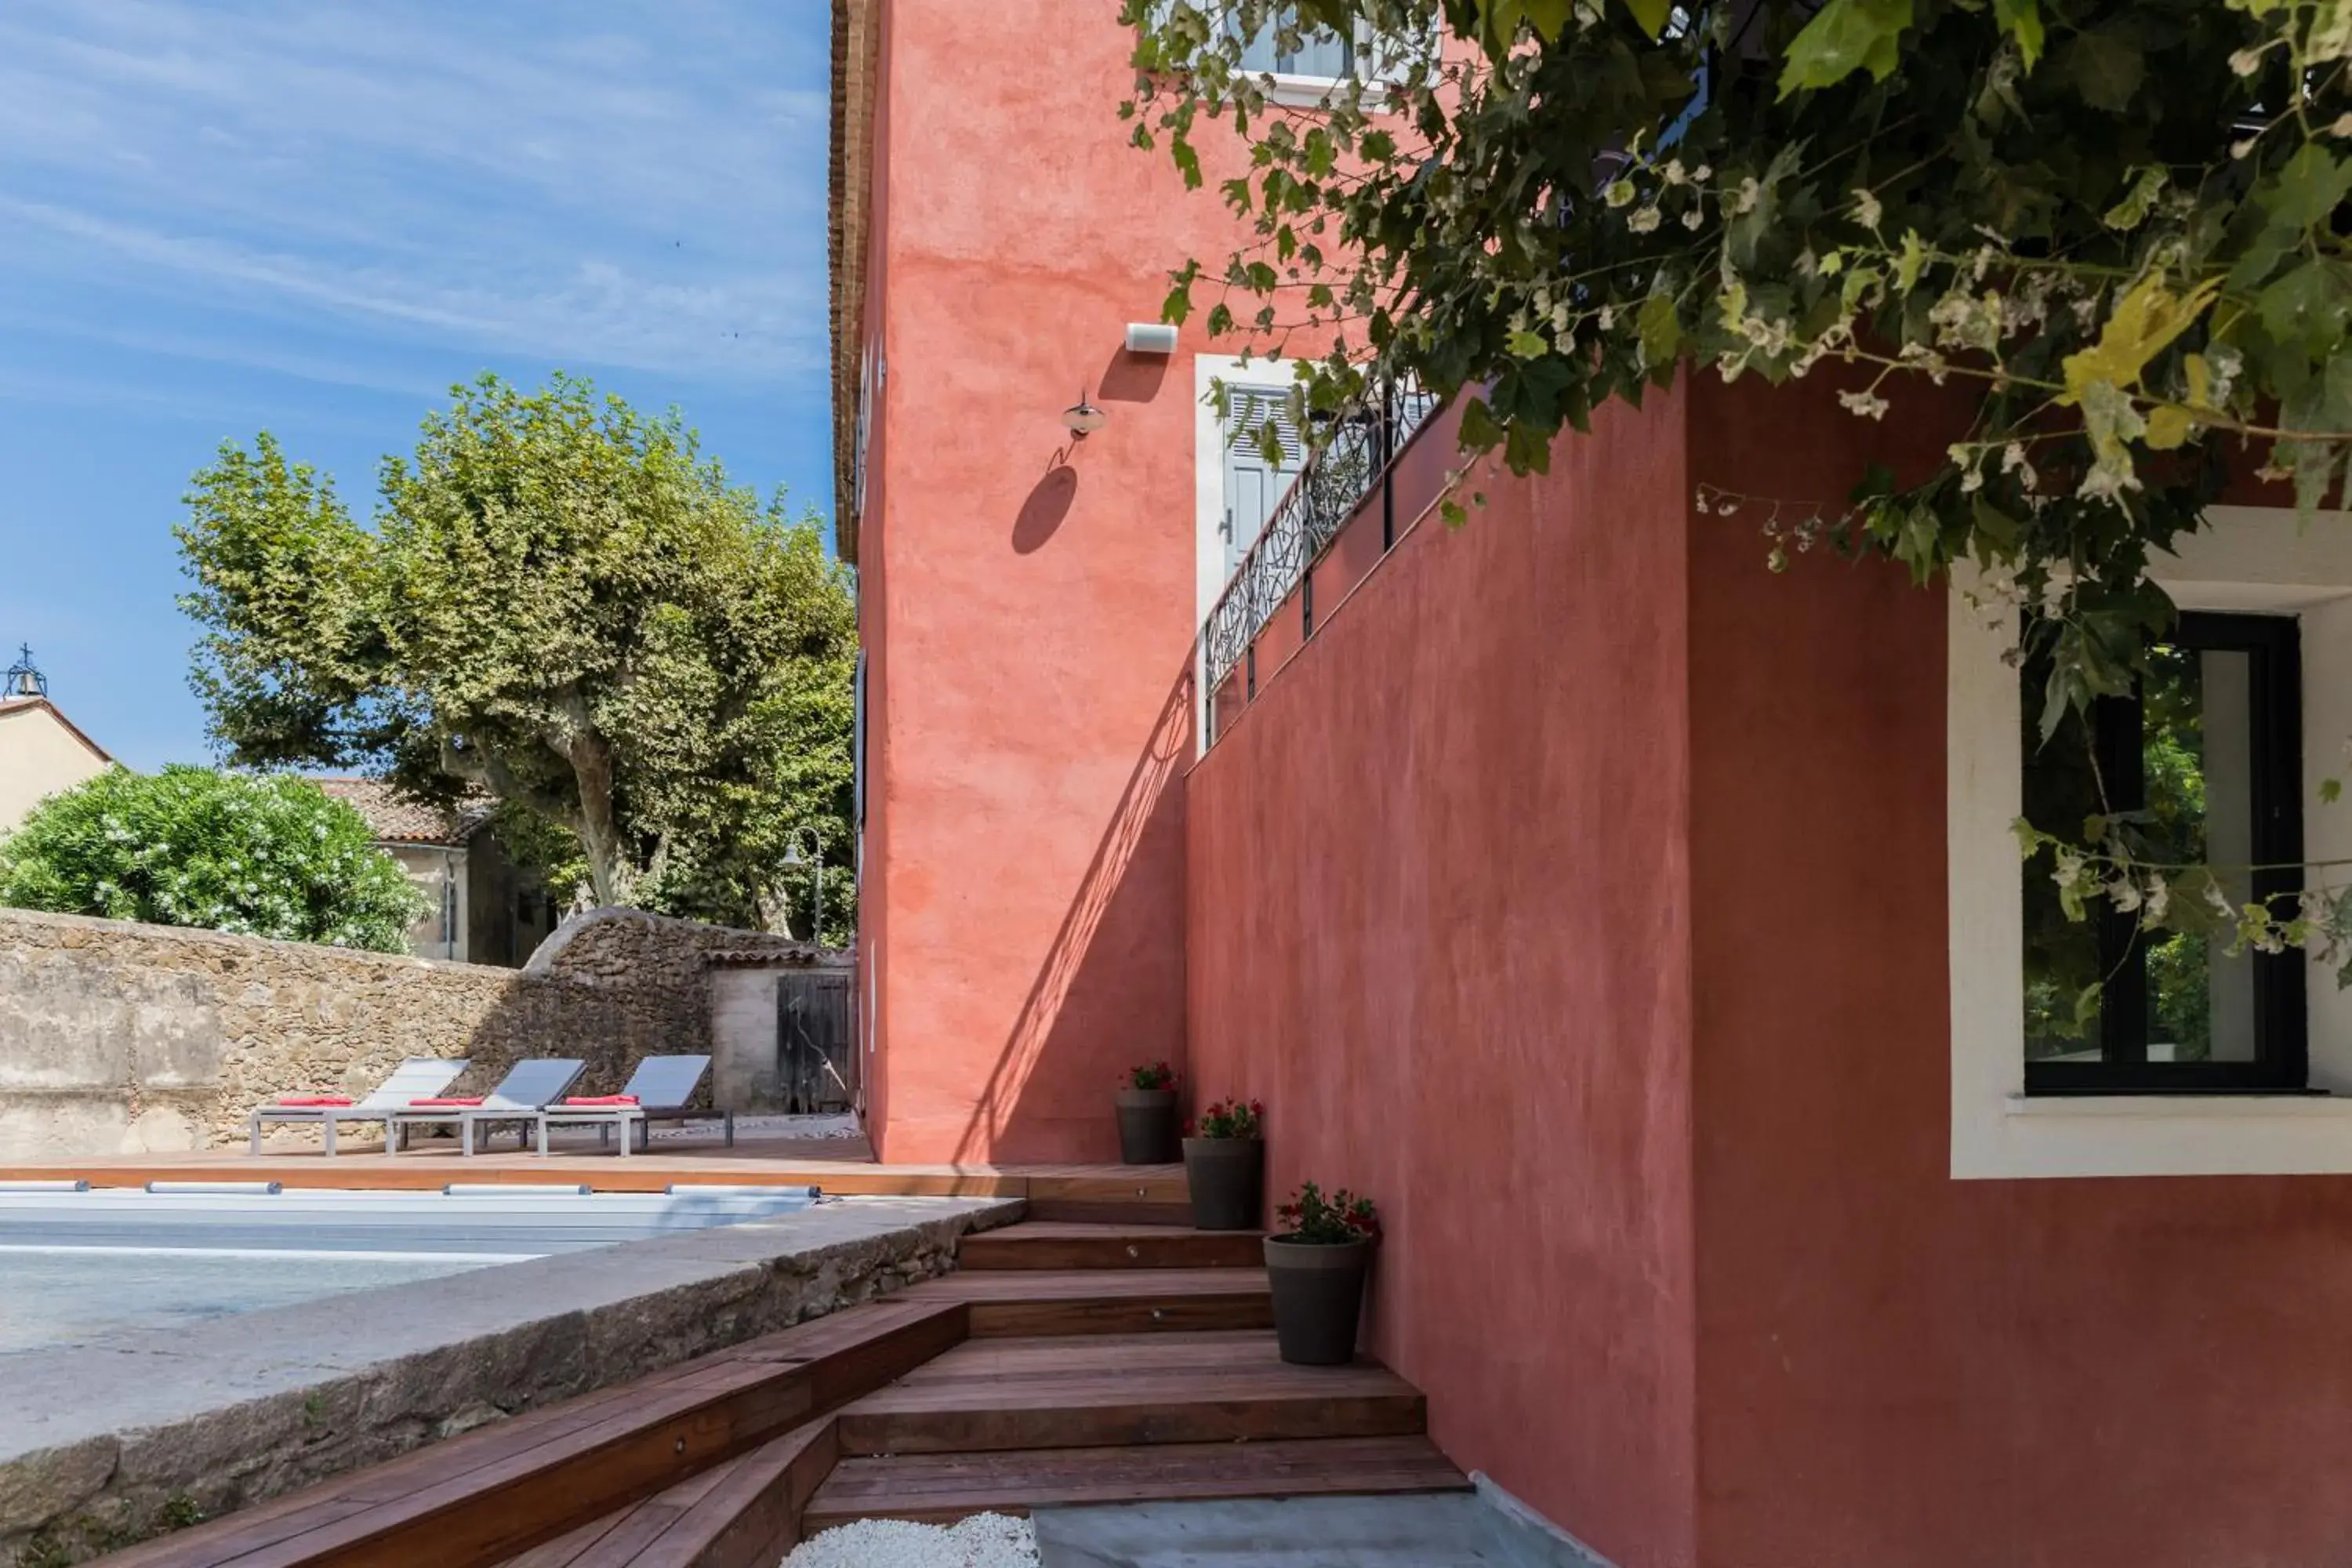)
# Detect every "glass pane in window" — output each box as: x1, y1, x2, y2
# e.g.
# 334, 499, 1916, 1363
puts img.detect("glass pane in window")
2020, 673, 2105, 1062
1232, 7, 1353, 76
2142, 648, 2259, 1062
2021, 638, 2267, 1066
1280, 27, 1354, 75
